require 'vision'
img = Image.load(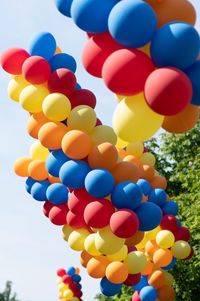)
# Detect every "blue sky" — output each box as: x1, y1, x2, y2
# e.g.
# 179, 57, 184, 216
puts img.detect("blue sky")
0, 1, 199, 301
